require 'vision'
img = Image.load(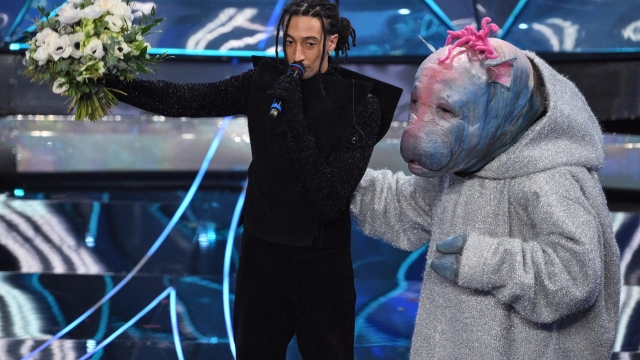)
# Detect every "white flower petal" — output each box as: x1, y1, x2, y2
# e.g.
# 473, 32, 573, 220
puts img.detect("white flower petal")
69, 32, 85, 59
84, 38, 105, 59
52, 78, 69, 94
35, 28, 56, 47
82, 5, 105, 19
111, 3, 132, 20
94, 0, 119, 13
104, 15, 124, 32
57, 4, 82, 24
47, 34, 73, 60
113, 41, 131, 59
33, 46, 50, 66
